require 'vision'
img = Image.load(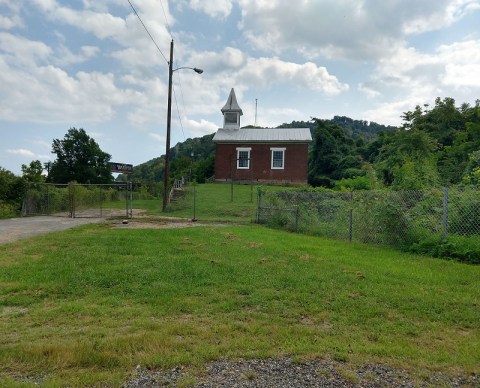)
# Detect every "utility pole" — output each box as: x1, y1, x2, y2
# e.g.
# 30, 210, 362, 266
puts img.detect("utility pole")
162, 40, 174, 212
162, 40, 203, 212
